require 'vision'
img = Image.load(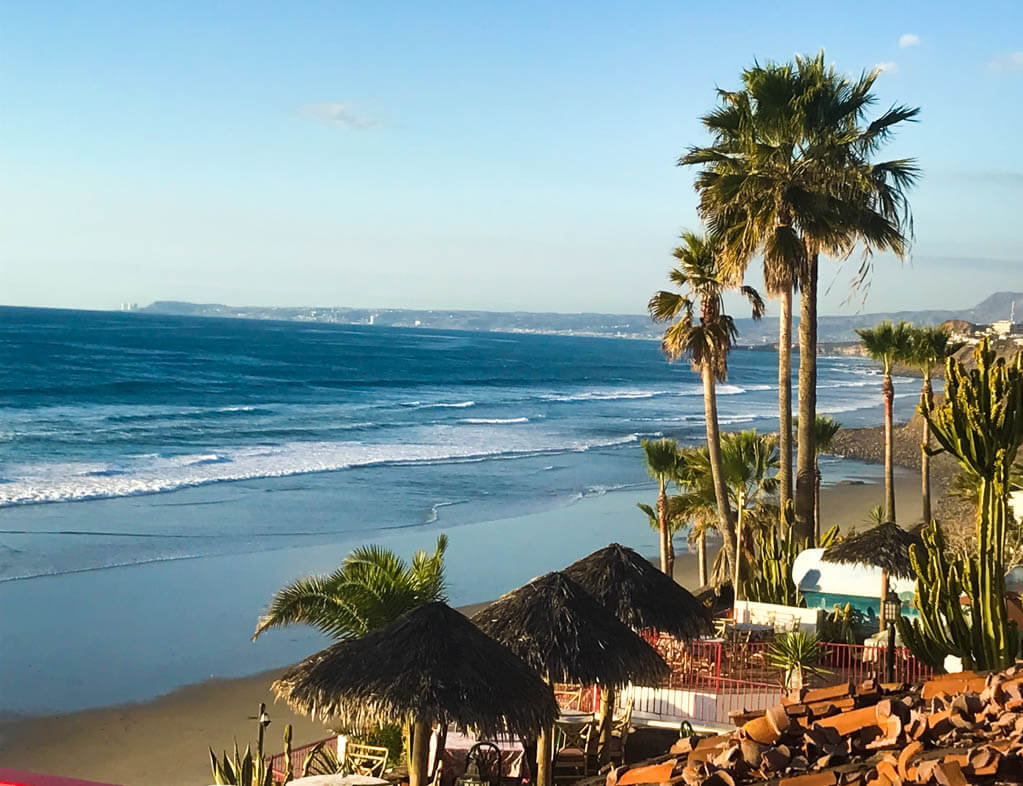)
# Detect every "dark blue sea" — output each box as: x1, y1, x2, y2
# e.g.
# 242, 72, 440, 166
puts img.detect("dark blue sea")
0, 306, 921, 583
0, 306, 922, 713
